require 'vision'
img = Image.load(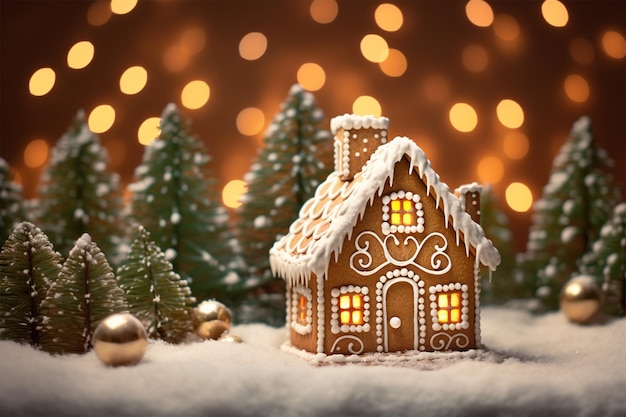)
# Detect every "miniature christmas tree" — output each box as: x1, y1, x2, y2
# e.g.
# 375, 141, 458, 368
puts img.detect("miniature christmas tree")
38, 234, 128, 354
515, 116, 622, 310
0, 157, 27, 244
35, 110, 126, 265
234, 84, 333, 296
0, 222, 63, 347
128, 103, 238, 303
116, 224, 196, 344
576, 202, 626, 317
